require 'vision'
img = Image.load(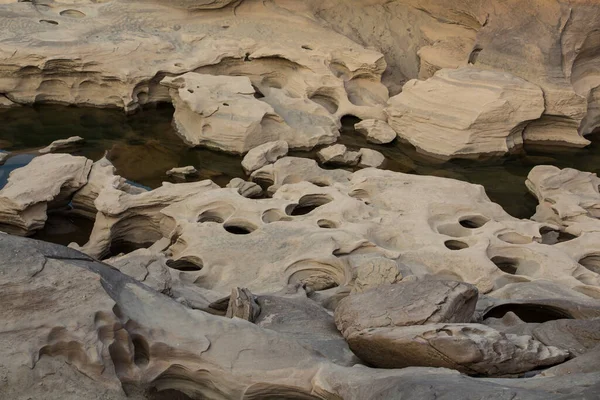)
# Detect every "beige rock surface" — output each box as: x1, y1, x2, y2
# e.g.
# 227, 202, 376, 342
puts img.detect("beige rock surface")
39, 136, 84, 154
0, 154, 92, 235
335, 281, 478, 337
358, 148, 385, 168
386, 67, 545, 160
241, 140, 288, 173
354, 119, 396, 144
317, 144, 360, 166
166, 165, 198, 180
226, 177, 263, 198
3, 234, 597, 399
162, 73, 288, 153
346, 323, 568, 375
